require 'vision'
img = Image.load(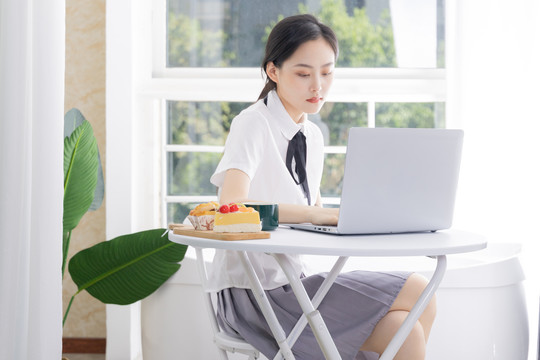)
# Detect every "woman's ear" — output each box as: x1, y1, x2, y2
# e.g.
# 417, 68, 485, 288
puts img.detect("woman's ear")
266, 62, 279, 83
